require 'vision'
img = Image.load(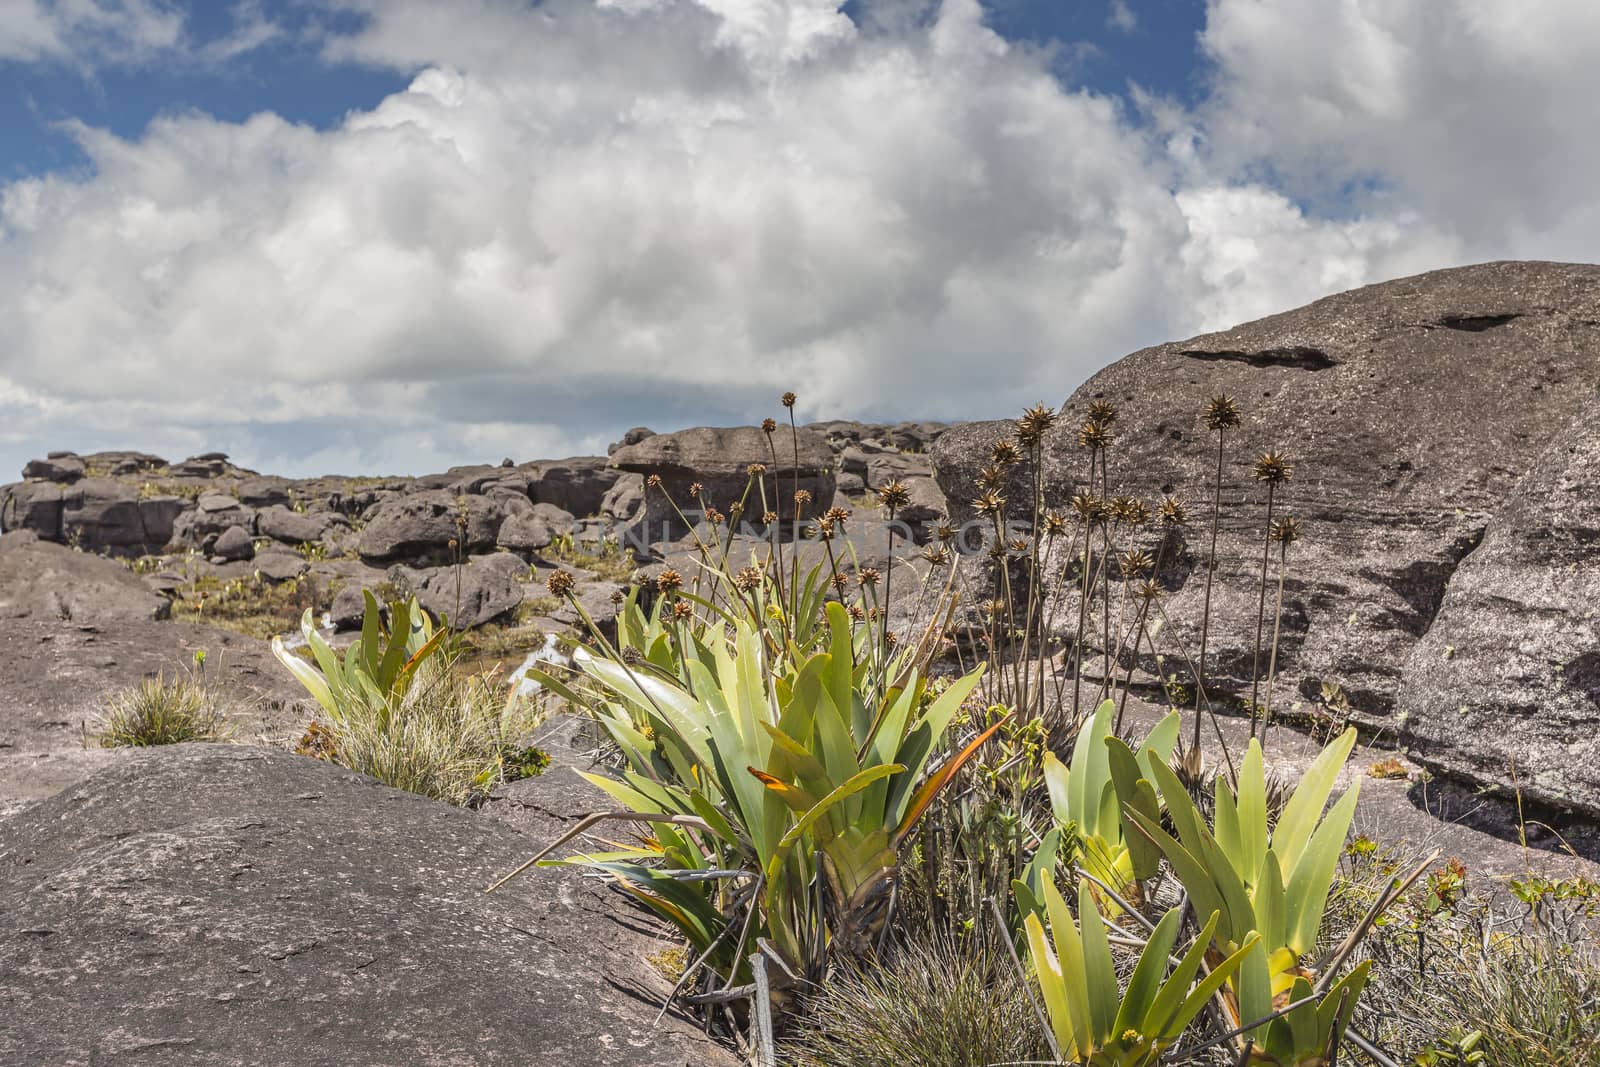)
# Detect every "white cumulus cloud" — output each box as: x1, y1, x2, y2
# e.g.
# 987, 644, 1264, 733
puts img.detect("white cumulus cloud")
0, 0, 1596, 478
